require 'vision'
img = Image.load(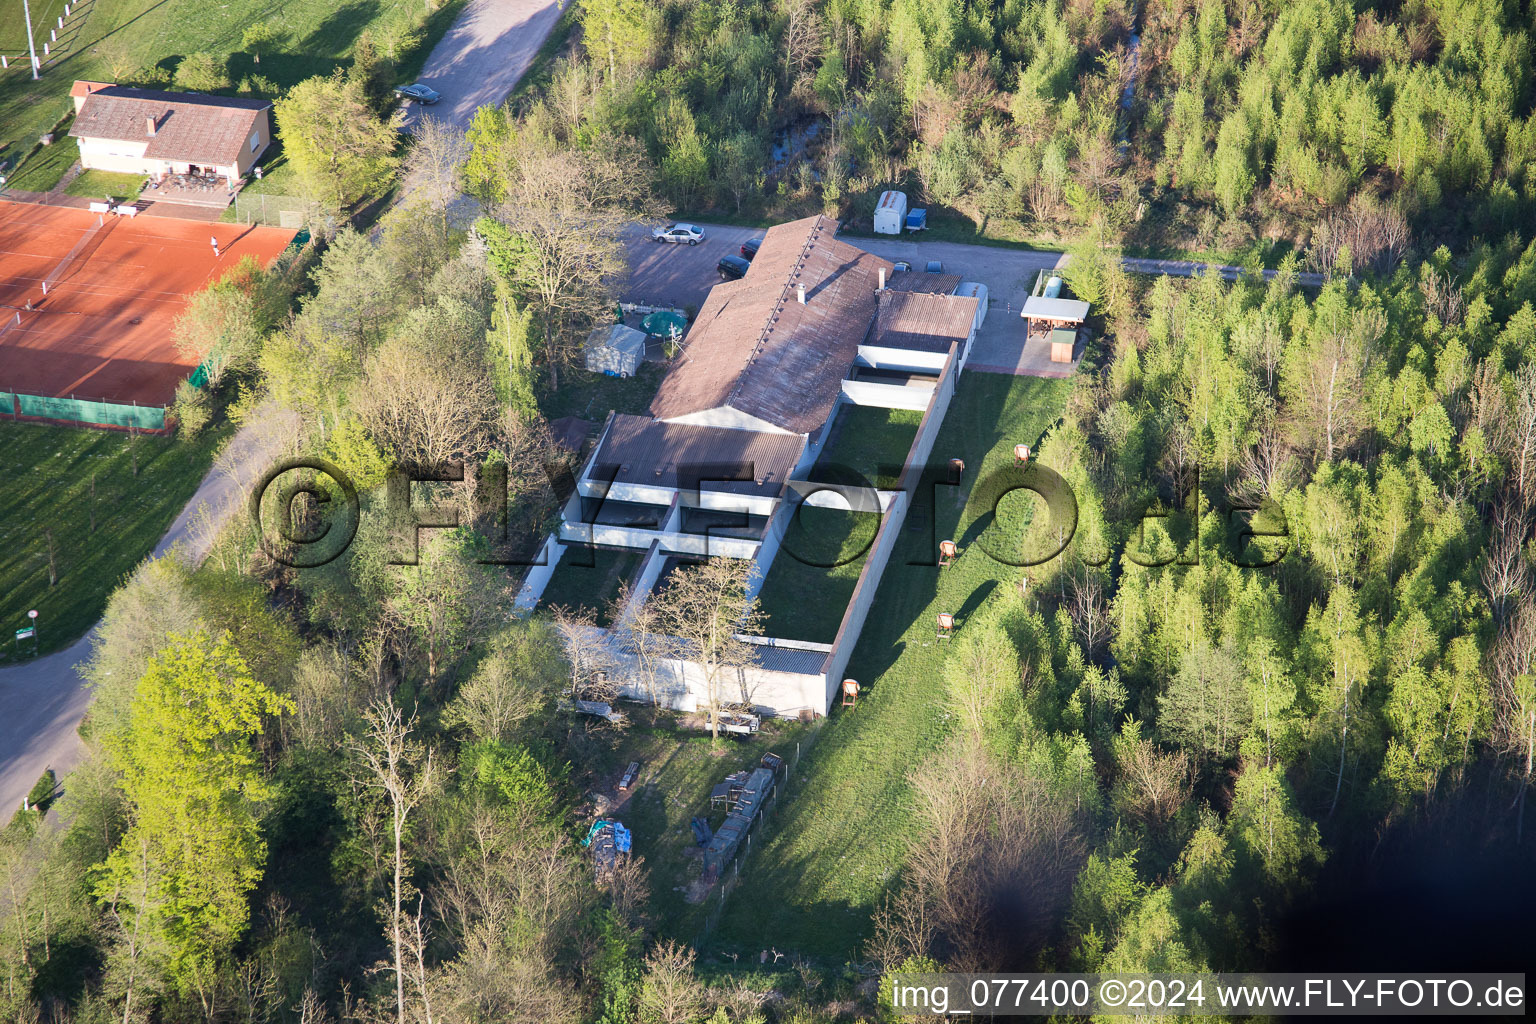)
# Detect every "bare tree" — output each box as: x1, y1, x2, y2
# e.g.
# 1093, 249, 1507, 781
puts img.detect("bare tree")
1285, 322, 1374, 464
349, 699, 437, 1024
637, 939, 705, 1024
611, 579, 668, 707
1503, 363, 1536, 509
1068, 568, 1112, 660
355, 334, 498, 466
1482, 498, 1531, 624
404, 116, 469, 238
546, 604, 615, 702
1307, 193, 1411, 278
1490, 595, 1536, 839
781, 0, 823, 83
1112, 722, 1195, 827
901, 741, 1084, 969
647, 559, 764, 740
487, 133, 658, 387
